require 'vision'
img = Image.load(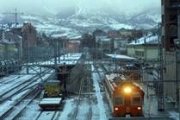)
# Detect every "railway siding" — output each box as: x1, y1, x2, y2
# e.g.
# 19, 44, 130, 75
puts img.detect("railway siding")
0, 69, 53, 120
